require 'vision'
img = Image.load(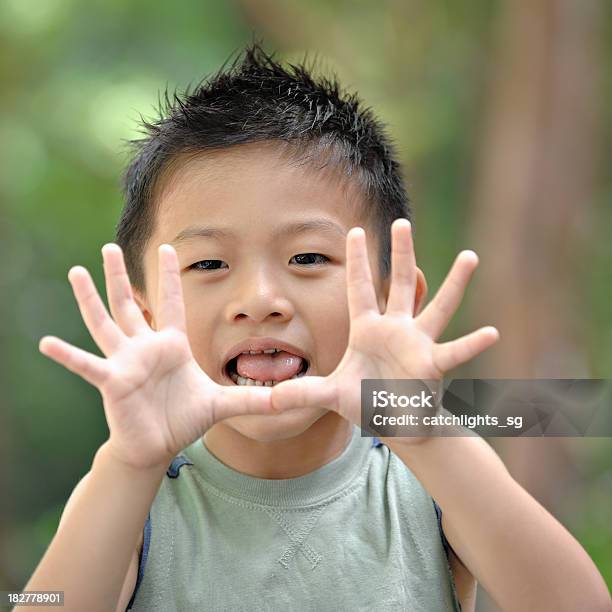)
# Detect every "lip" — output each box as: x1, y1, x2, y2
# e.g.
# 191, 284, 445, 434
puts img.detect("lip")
221, 337, 309, 382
